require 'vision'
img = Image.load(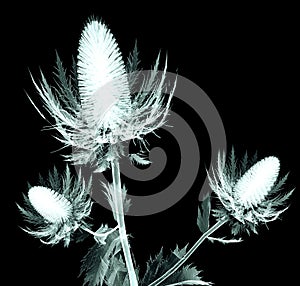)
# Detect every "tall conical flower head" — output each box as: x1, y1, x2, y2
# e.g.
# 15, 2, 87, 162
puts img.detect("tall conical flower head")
208, 149, 293, 235
29, 18, 176, 170
17, 166, 93, 247
77, 19, 131, 132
